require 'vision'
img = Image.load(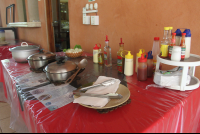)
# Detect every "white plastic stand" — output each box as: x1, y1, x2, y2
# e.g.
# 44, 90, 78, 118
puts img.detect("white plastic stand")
154, 54, 200, 91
